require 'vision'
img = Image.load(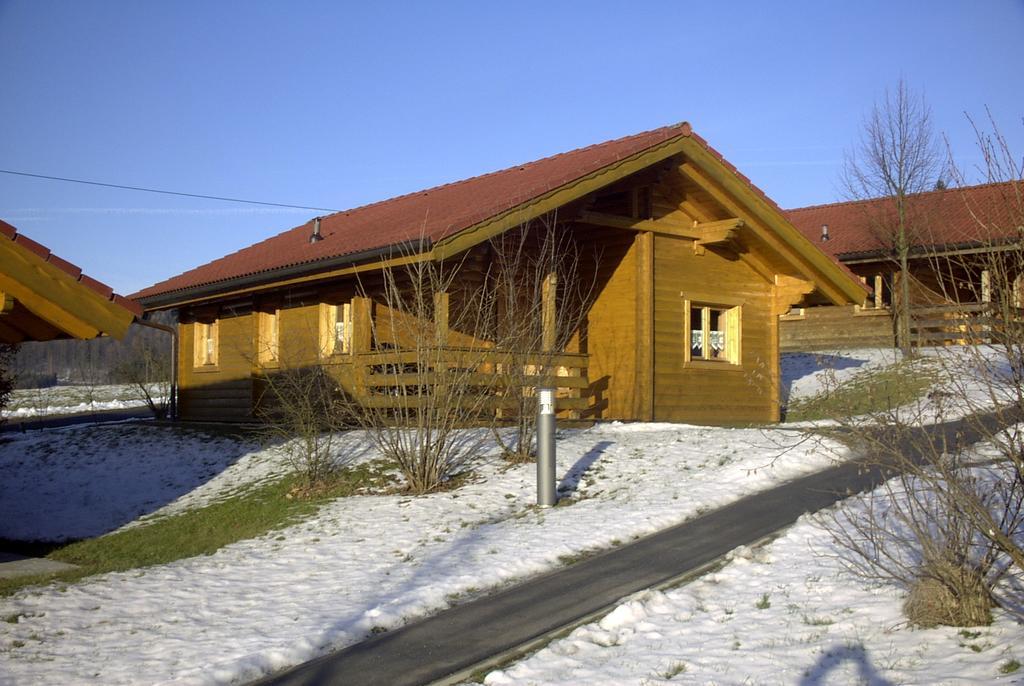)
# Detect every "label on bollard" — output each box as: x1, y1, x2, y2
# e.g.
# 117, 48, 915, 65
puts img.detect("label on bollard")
538, 388, 555, 416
